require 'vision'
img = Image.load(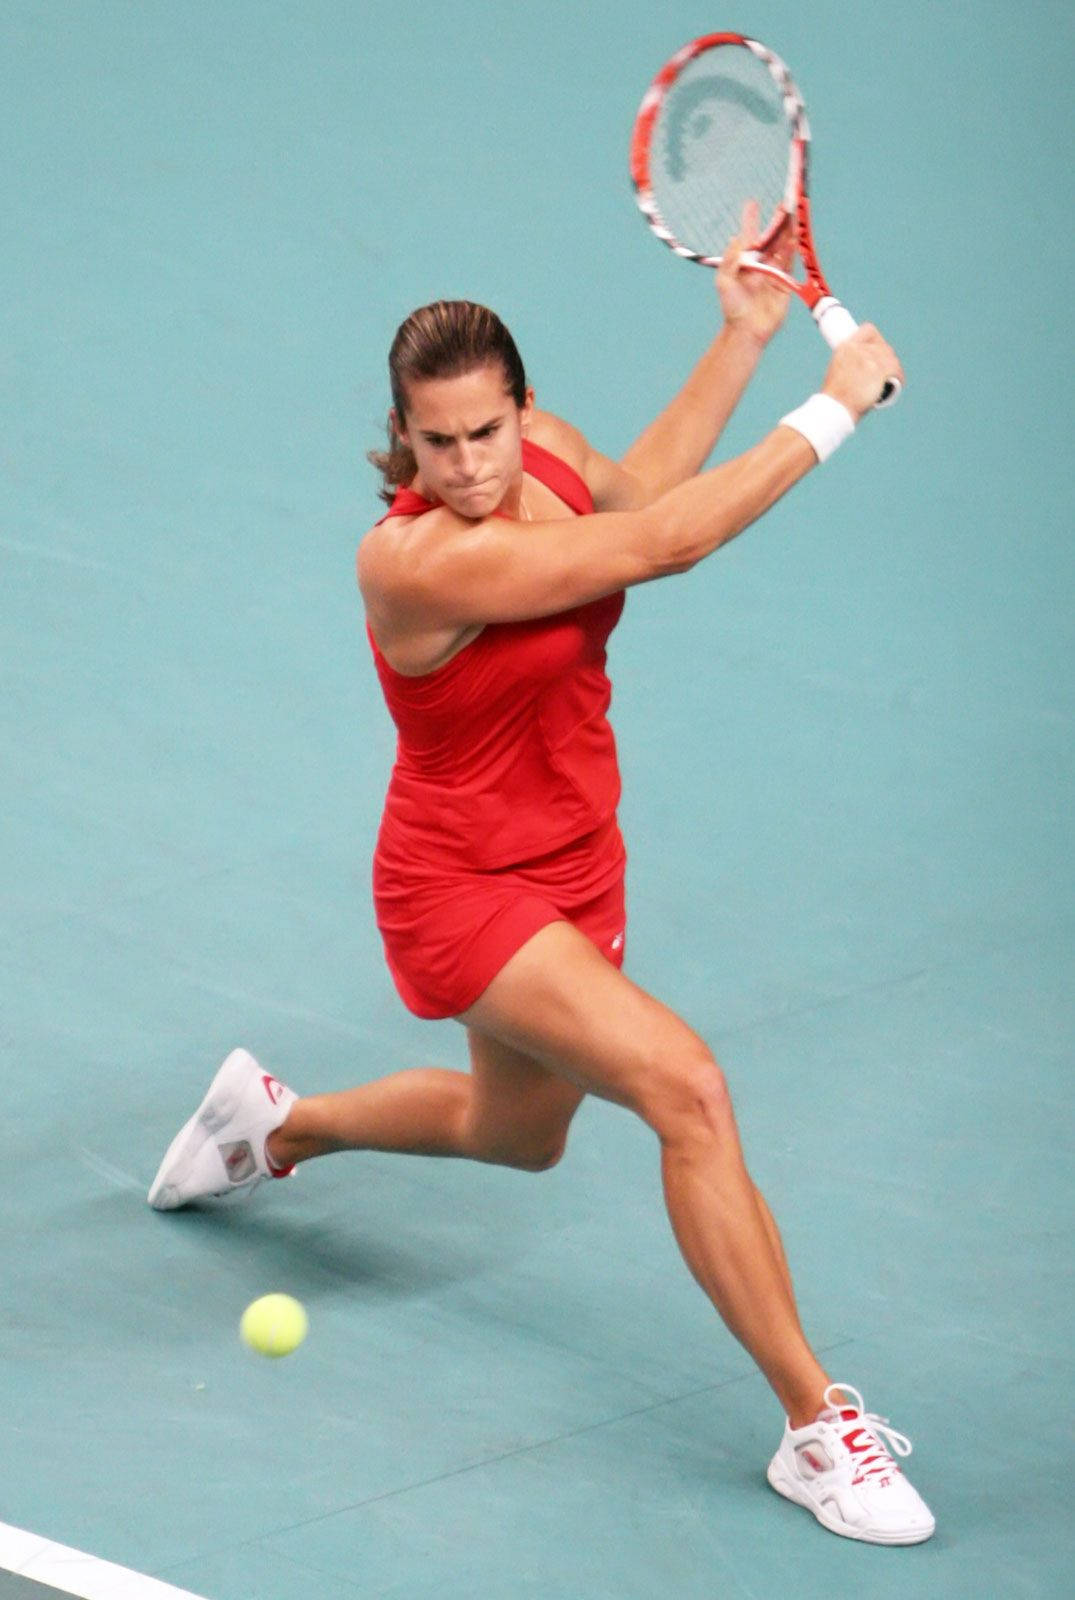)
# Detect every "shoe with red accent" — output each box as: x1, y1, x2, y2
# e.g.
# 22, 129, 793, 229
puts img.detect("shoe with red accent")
147, 1049, 298, 1210
766, 1383, 935, 1545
